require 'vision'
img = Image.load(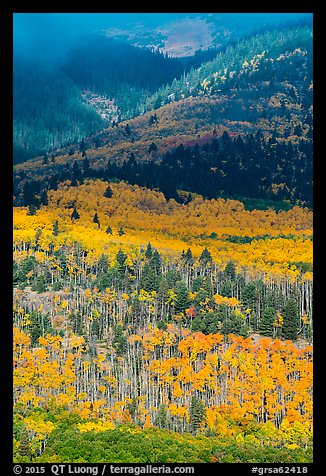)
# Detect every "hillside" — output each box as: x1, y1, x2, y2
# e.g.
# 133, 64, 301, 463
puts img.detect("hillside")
13, 13, 313, 465
13, 20, 312, 164
13, 179, 313, 463
14, 99, 312, 210
14, 23, 312, 211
